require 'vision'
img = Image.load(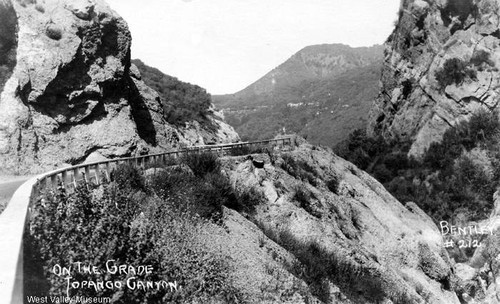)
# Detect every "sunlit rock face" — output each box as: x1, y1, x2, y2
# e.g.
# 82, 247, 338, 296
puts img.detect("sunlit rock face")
369, 0, 500, 157
219, 139, 460, 303
0, 0, 239, 174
